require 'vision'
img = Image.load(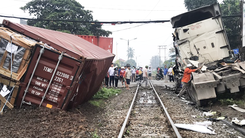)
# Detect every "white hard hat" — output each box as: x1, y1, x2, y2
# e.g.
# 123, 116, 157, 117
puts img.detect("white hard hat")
186, 64, 192, 67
